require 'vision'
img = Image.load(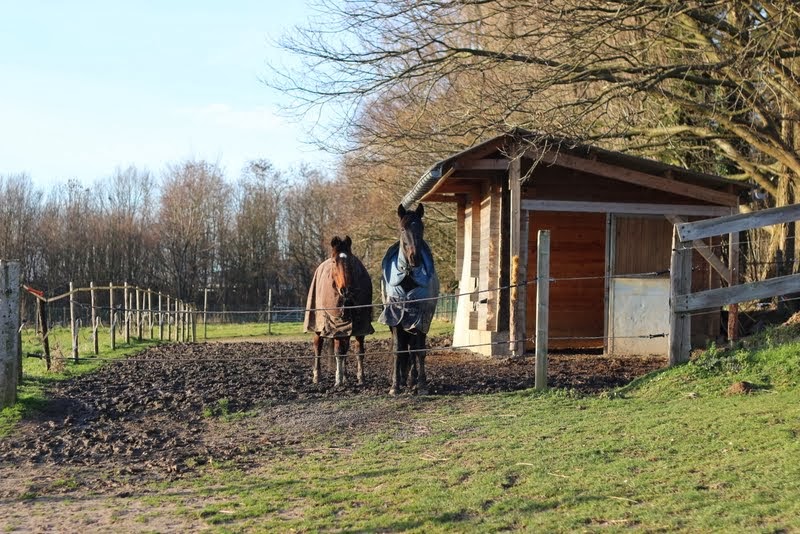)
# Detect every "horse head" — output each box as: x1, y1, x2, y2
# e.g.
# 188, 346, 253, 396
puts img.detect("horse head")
397, 203, 425, 269
330, 235, 354, 304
